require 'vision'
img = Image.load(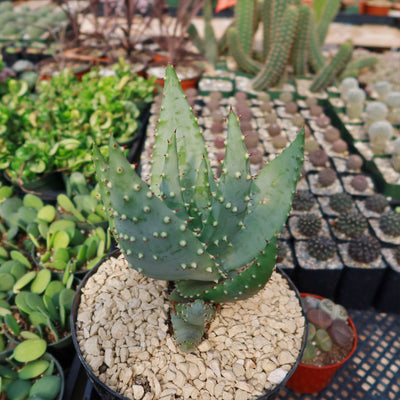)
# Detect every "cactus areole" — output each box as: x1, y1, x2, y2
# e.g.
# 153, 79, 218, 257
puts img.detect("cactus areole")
94, 66, 305, 352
